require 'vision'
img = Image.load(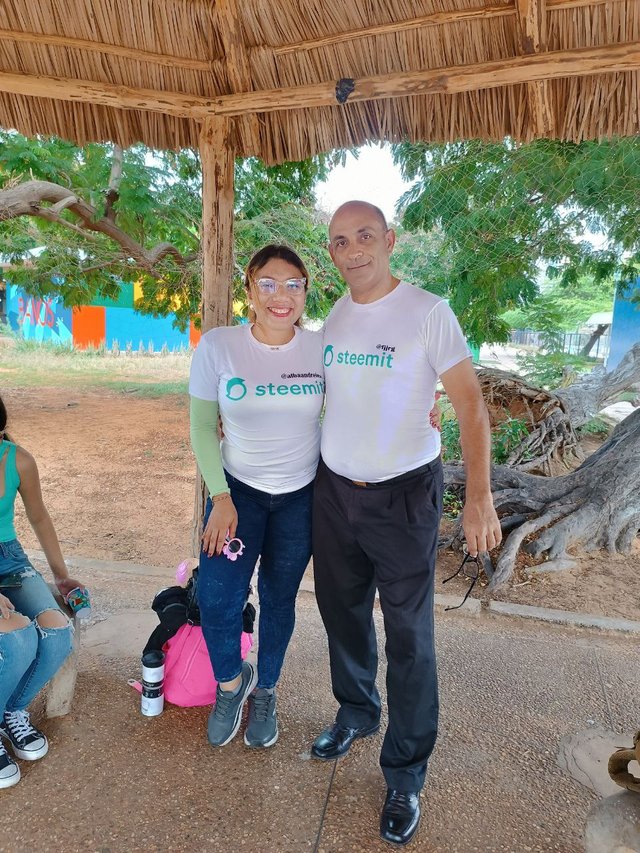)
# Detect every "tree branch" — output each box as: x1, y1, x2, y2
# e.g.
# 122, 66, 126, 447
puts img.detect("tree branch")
0, 179, 198, 276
